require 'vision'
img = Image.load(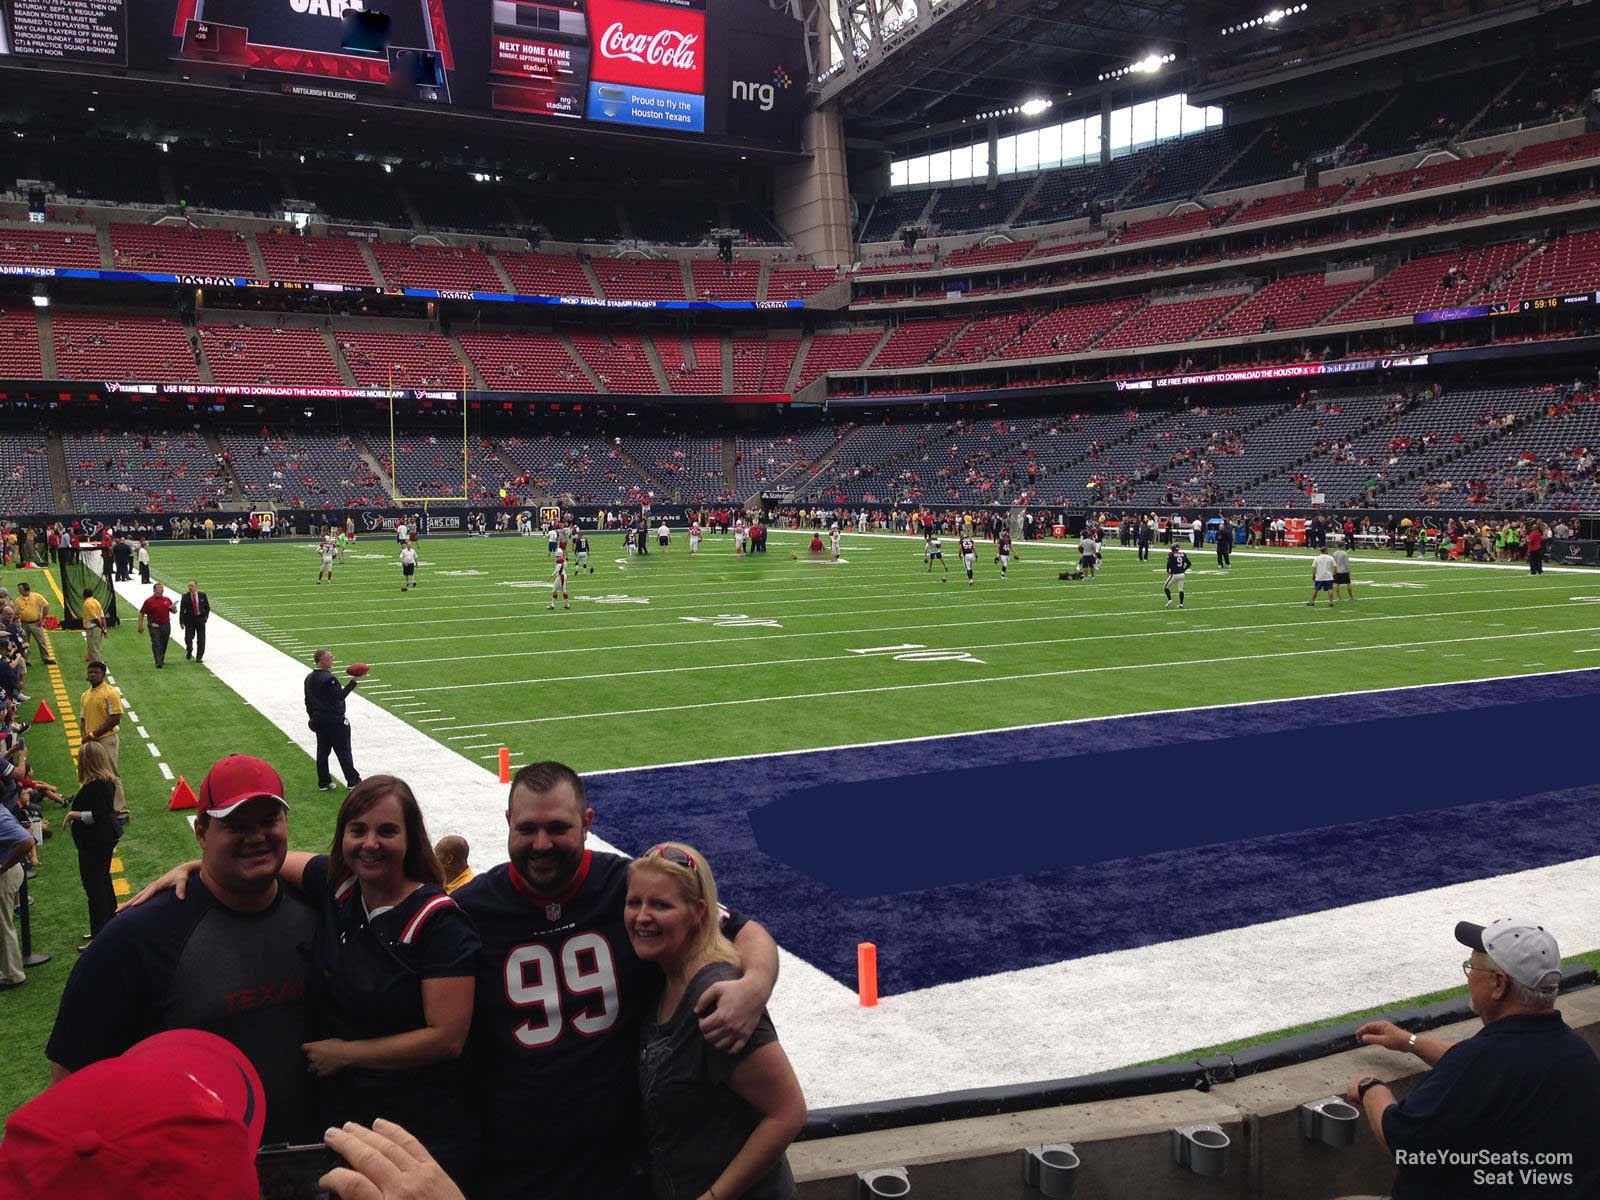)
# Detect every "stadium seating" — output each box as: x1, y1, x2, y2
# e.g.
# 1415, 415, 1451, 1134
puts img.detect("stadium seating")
1095, 291, 1249, 350
457, 329, 594, 391
1208, 274, 1368, 337
109, 223, 254, 276
860, 191, 933, 242
935, 310, 1039, 364
731, 334, 802, 393
0, 307, 42, 377
942, 241, 1036, 269
336, 330, 466, 388
1005, 298, 1142, 357
387, 434, 485, 500
53, 313, 199, 381
655, 335, 724, 393
690, 260, 760, 302
1496, 131, 1600, 174
1331, 240, 1528, 324
1230, 184, 1352, 227
626, 436, 729, 502
1114, 203, 1239, 245
370, 243, 504, 291
494, 435, 659, 505
733, 429, 839, 496
568, 332, 662, 393
257, 233, 378, 287
1123, 126, 1260, 206
871, 318, 968, 369
222, 432, 387, 508
199, 325, 344, 387
765, 264, 839, 302
64, 429, 229, 512
497, 252, 597, 298
794, 330, 884, 388
0, 435, 53, 513
1211, 95, 1381, 191
44, 138, 165, 206
591, 256, 687, 302
925, 178, 1034, 233
0, 226, 102, 270
286, 163, 411, 228
1341, 153, 1504, 204
169, 147, 287, 216
406, 176, 520, 234
1479, 229, 1600, 303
